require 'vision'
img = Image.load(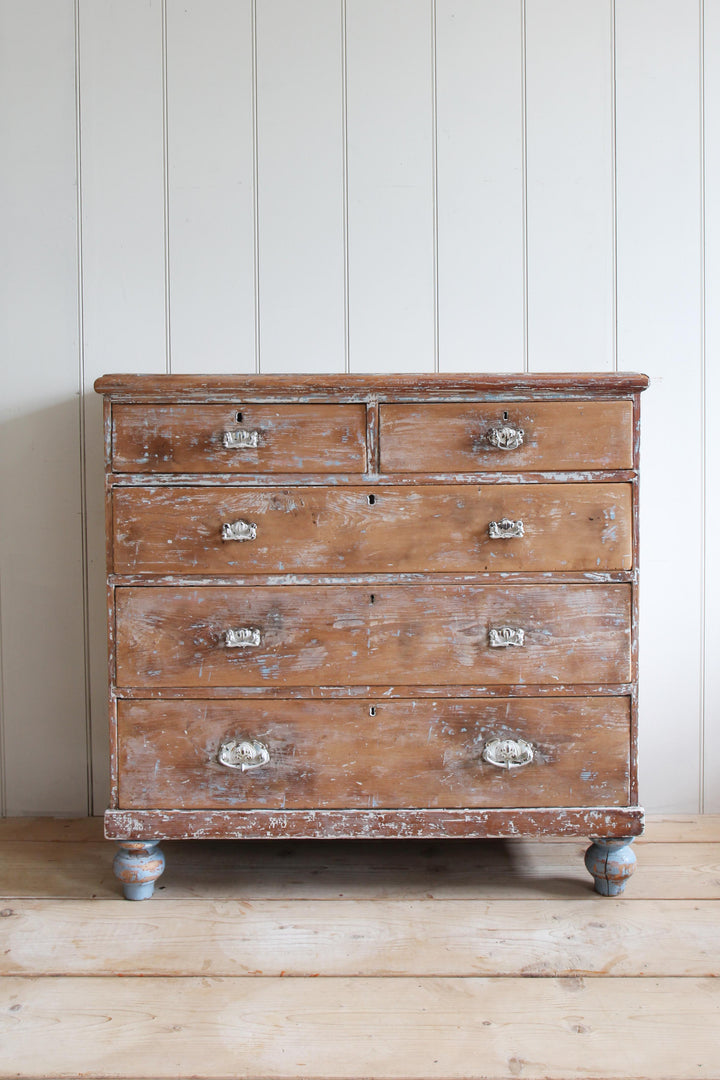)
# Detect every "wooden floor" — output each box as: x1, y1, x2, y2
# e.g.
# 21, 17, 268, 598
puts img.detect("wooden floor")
0, 817, 718, 1079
